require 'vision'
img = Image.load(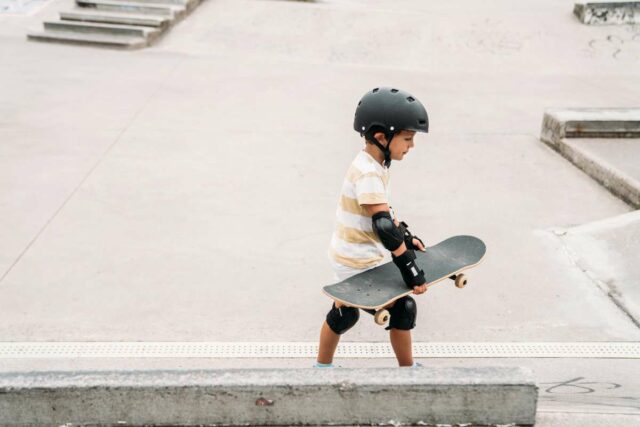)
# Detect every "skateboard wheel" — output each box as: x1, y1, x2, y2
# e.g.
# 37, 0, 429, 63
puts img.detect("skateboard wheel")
455, 274, 467, 288
374, 309, 390, 325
